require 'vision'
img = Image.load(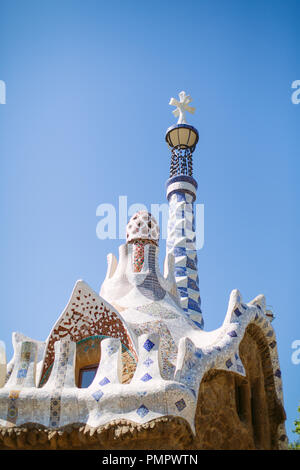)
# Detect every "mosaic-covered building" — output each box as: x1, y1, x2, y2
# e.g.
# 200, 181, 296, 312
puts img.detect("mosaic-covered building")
0, 93, 287, 450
